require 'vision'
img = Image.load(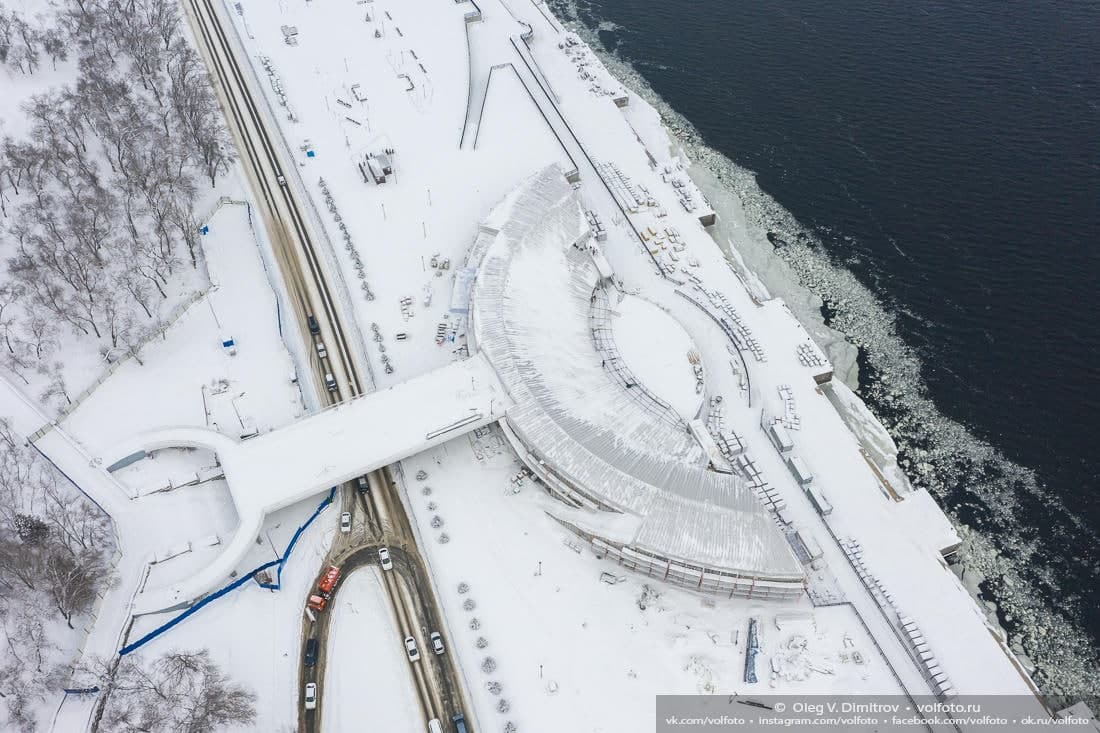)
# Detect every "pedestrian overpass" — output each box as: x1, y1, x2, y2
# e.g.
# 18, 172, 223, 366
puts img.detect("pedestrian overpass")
106, 354, 509, 614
